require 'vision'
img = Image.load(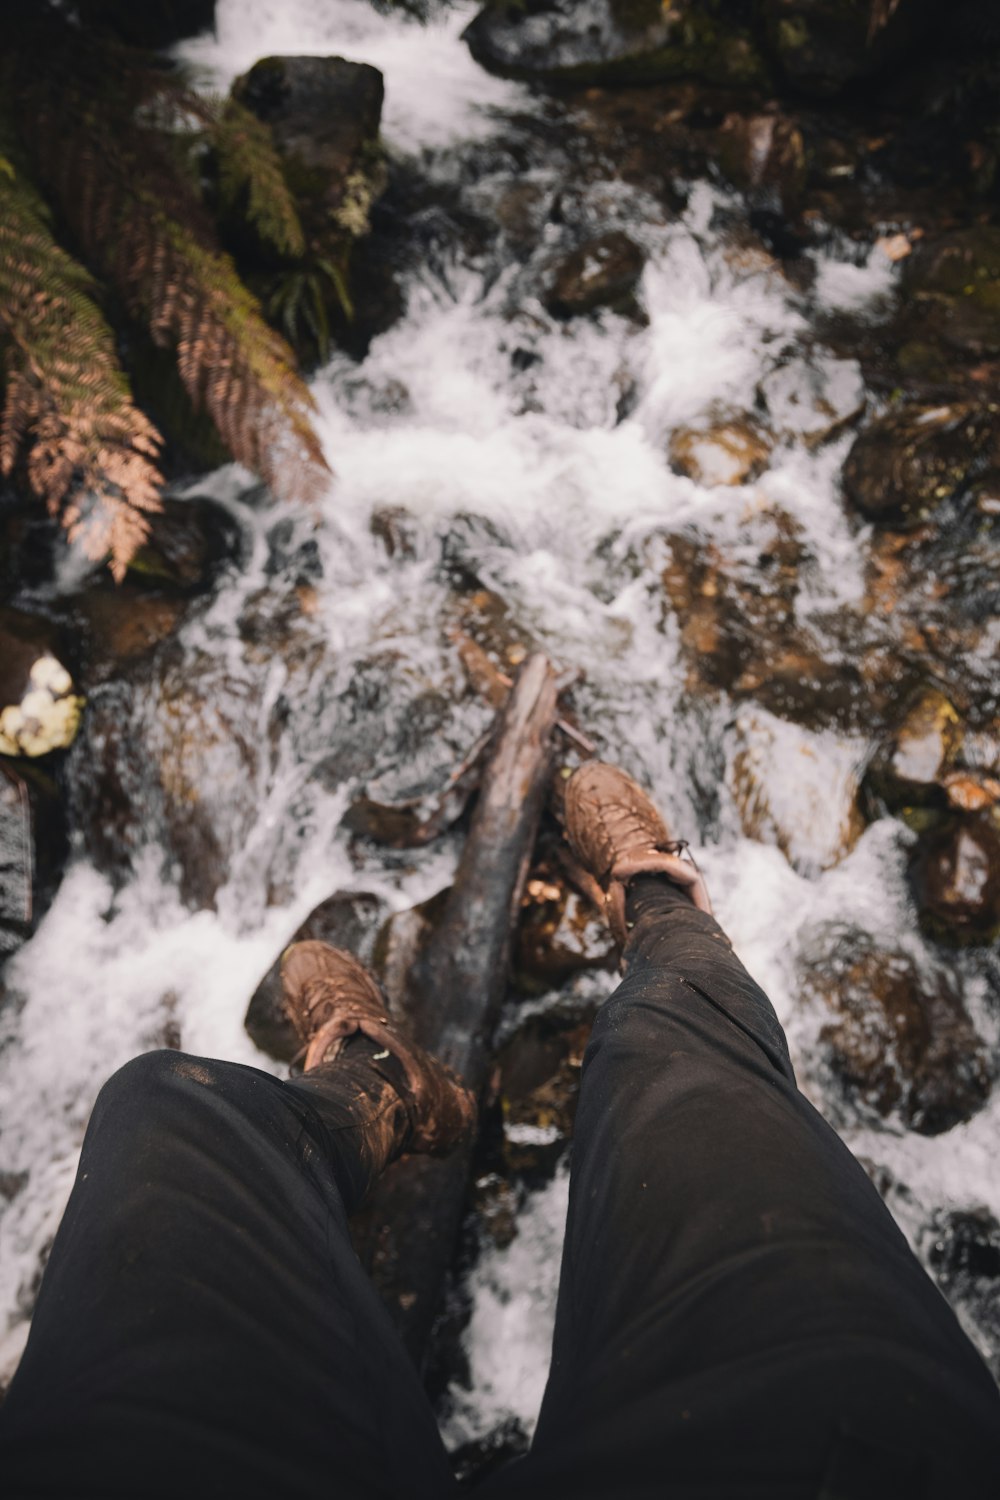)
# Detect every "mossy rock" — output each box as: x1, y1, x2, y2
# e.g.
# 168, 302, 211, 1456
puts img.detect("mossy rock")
463, 0, 768, 89
901, 227, 1000, 360
843, 403, 999, 528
